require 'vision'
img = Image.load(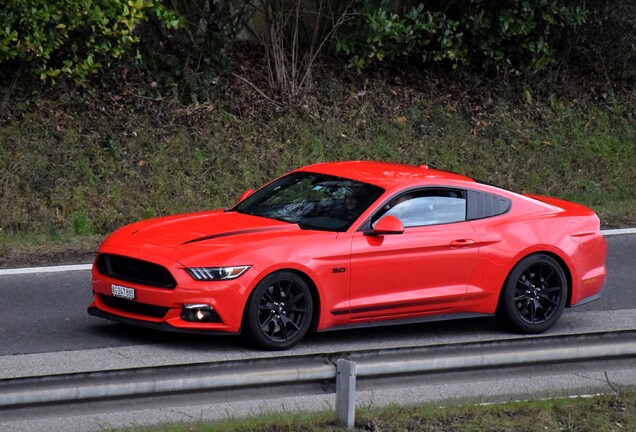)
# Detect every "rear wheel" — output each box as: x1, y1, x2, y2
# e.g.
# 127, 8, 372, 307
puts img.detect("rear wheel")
243, 271, 313, 350
496, 254, 567, 334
